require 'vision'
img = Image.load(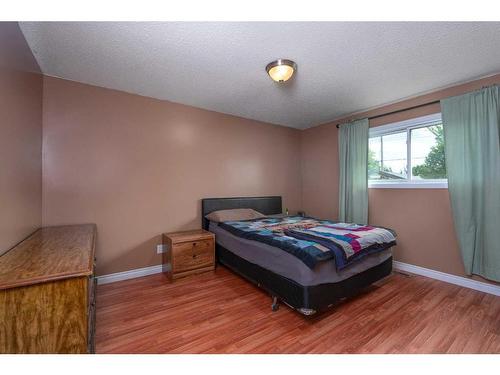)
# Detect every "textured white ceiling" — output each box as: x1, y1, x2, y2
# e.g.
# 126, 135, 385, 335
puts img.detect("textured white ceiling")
19, 22, 500, 129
